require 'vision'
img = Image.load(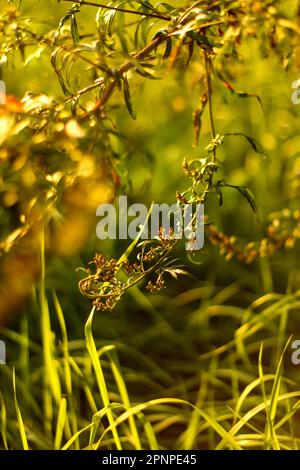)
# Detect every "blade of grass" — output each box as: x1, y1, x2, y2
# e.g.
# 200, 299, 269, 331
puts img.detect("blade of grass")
95, 398, 242, 450
12, 368, 29, 450
89, 403, 124, 449
39, 229, 61, 436
19, 315, 30, 413
0, 392, 8, 449
53, 292, 79, 449
217, 391, 300, 449
137, 412, 159, 450
62, 423, 93, 450
258, 342, 273, 449
116, 202, 154, 266
104, 347, 142, 449
265, 336, 292, 450
85, 307, 122, 449
54, 397, 67, 450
